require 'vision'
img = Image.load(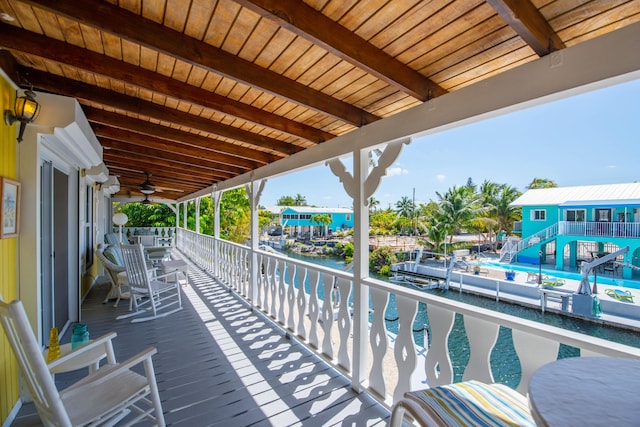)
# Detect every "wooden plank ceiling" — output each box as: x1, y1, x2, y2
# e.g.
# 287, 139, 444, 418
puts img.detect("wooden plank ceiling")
0, 0, 638, 201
